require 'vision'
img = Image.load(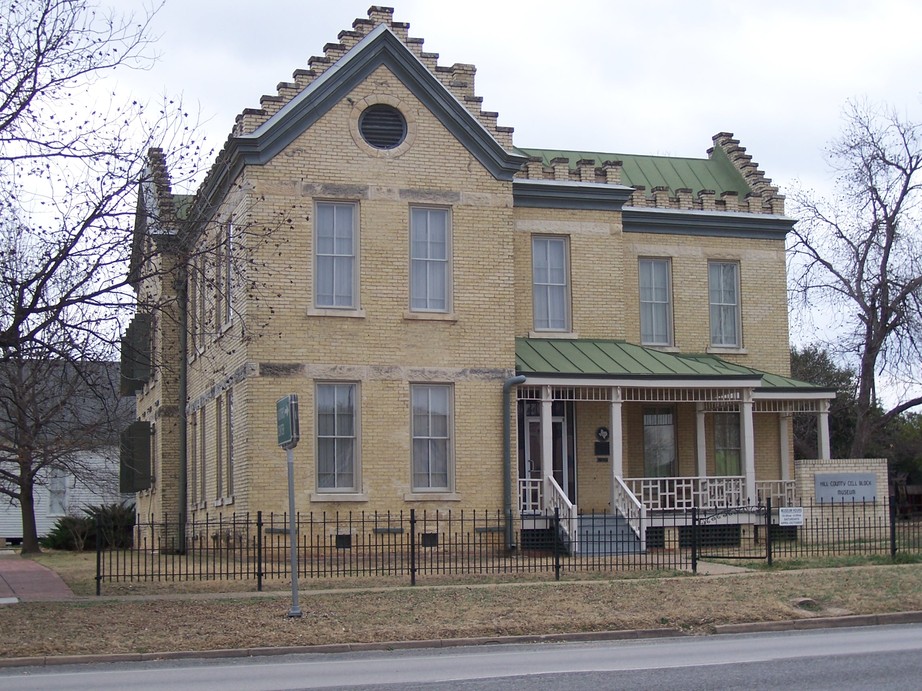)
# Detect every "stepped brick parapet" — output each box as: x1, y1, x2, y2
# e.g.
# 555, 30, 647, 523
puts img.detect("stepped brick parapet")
226, 6, 513, 148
